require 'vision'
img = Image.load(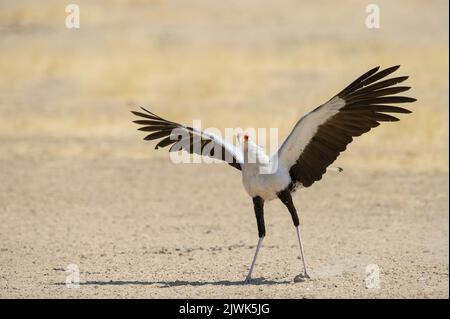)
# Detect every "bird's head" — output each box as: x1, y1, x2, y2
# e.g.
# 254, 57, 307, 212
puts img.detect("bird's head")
237, 132, 251, 146
243, 132, 250, 143
237, 132, 268, 165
